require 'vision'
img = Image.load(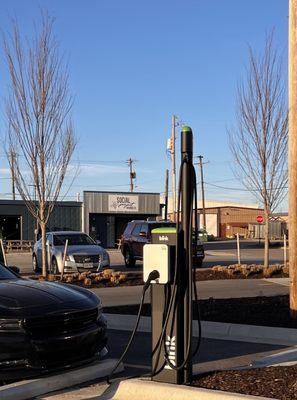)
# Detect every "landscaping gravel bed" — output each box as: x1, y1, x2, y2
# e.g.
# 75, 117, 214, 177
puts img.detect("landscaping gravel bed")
193, 365, 297, 400
27, 263, 289, 289
104, 295, 297, 329
198, 264, 288, 280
